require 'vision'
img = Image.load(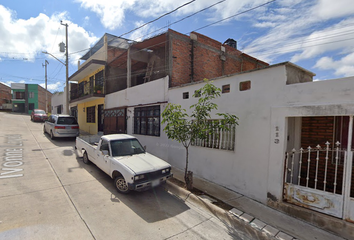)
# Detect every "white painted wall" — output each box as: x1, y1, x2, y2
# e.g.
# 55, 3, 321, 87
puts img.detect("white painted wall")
105, 76, 170, 160
104, 64, 354, 204
166, 65, 354, 204
51, 91, 65, 114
